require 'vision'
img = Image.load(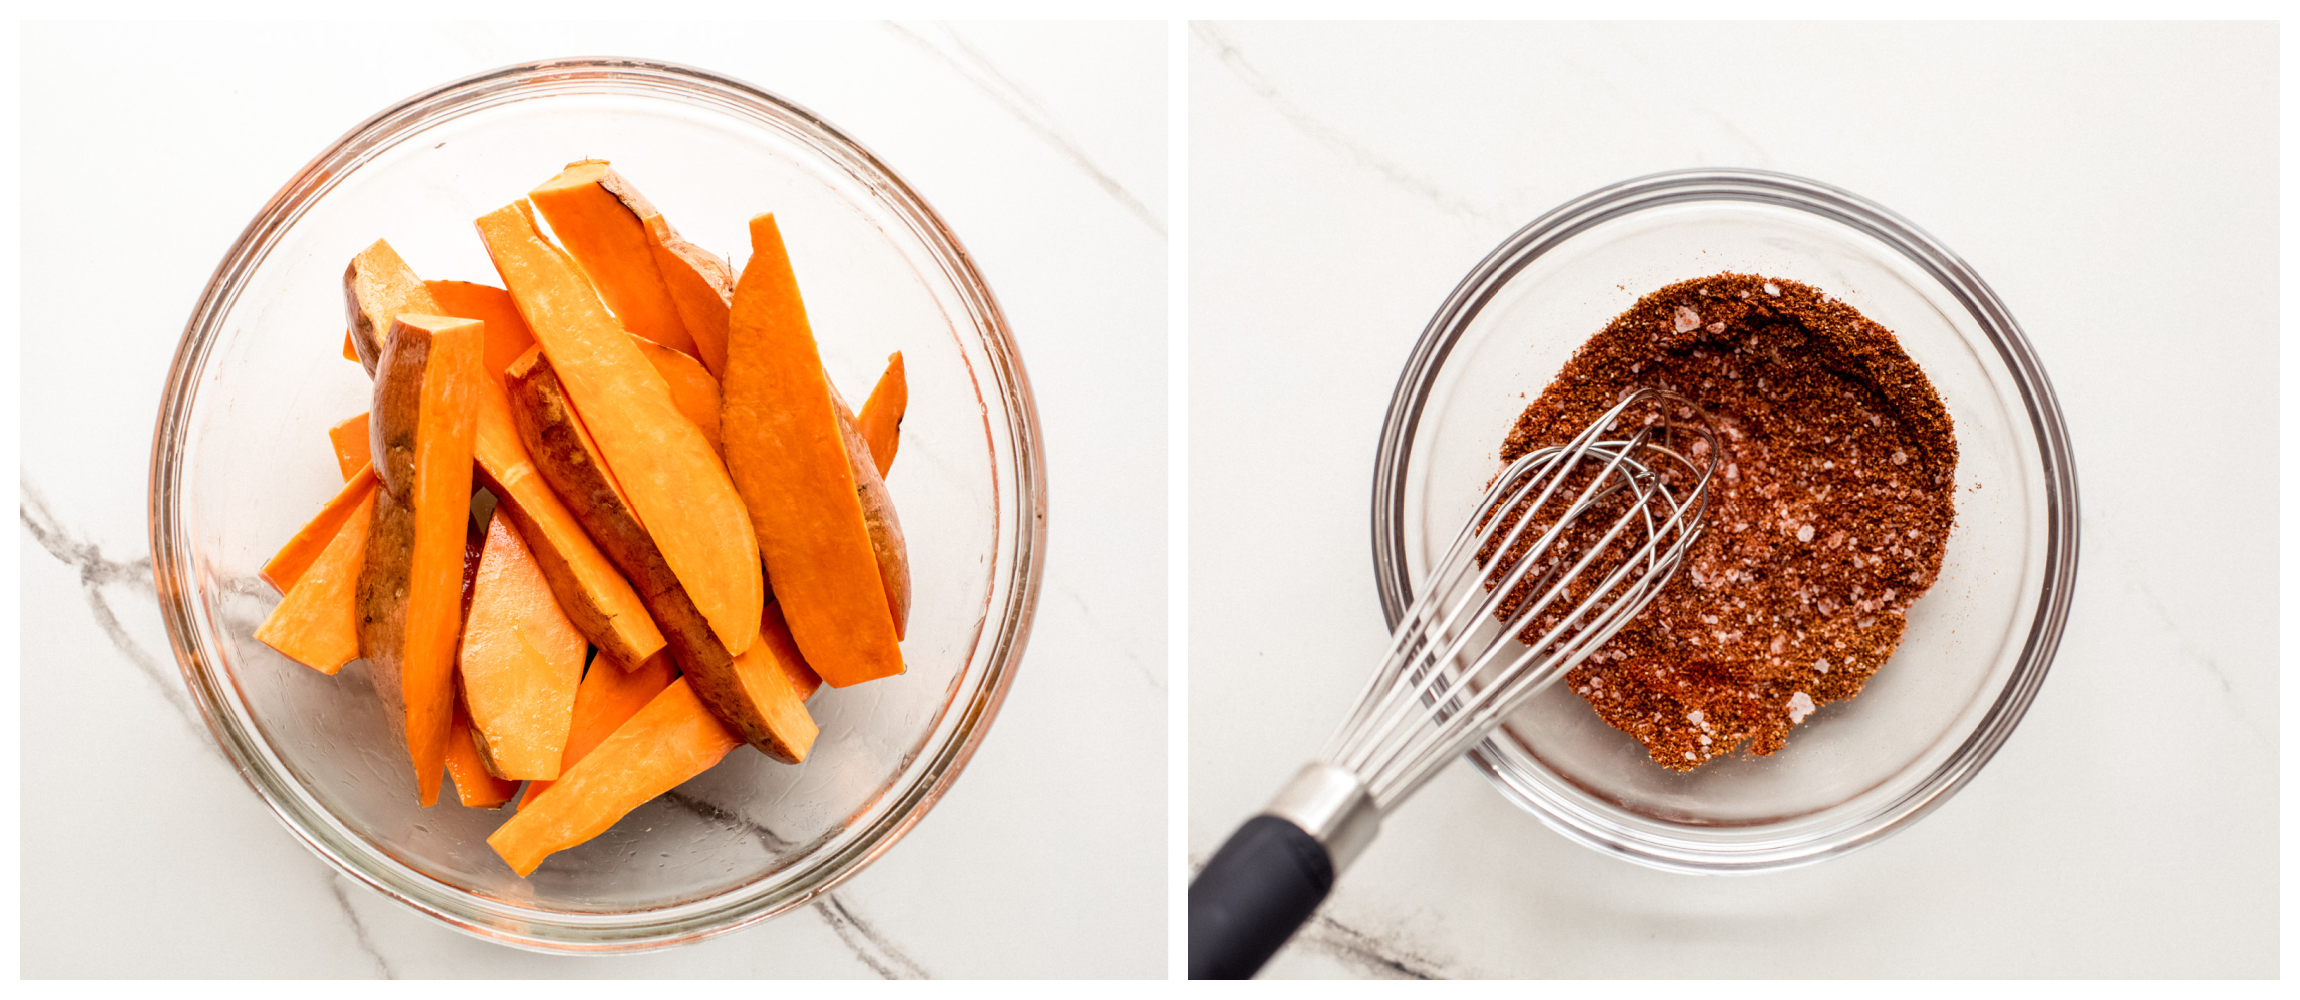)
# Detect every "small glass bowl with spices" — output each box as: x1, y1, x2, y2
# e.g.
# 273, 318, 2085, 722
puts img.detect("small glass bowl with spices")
1371, 169, 2077, 873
